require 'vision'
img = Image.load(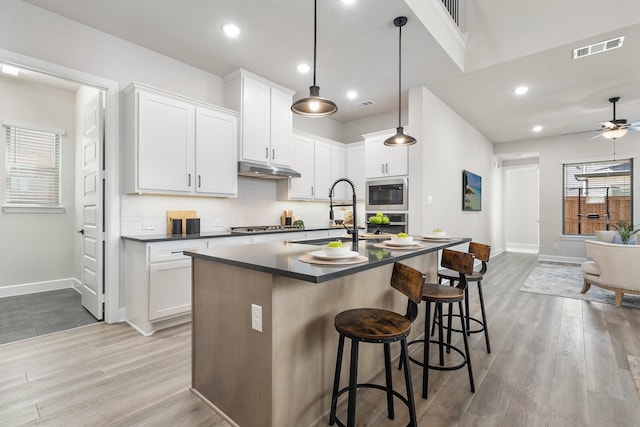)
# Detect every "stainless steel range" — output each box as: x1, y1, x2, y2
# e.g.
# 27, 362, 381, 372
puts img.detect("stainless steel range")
230, 225, 303, 234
